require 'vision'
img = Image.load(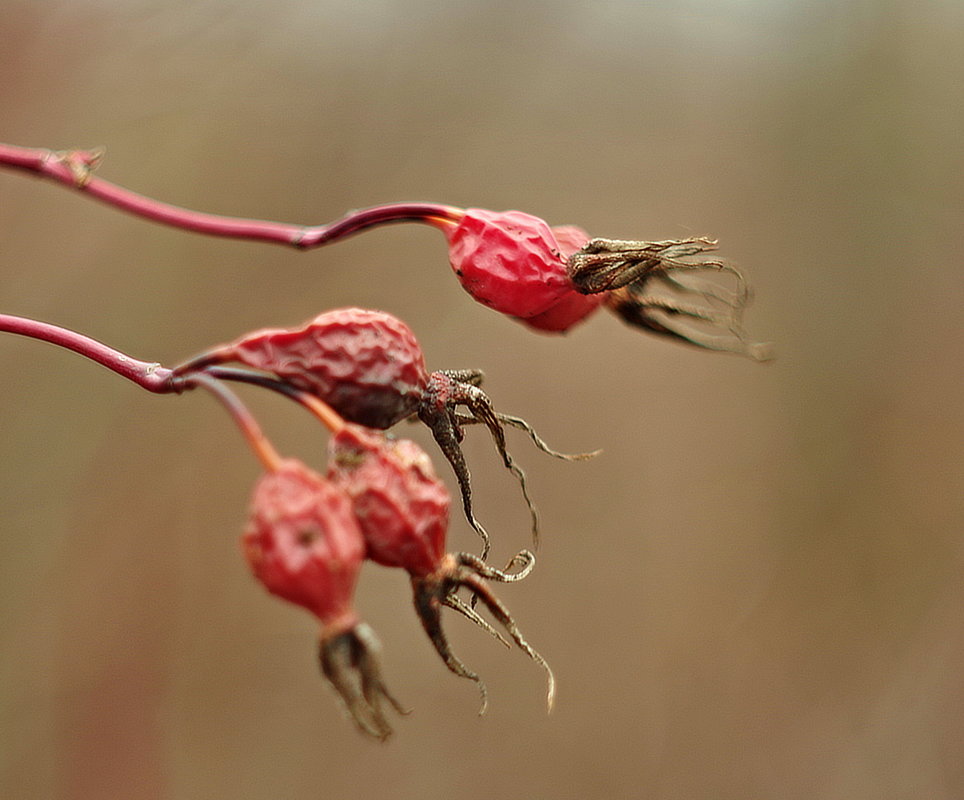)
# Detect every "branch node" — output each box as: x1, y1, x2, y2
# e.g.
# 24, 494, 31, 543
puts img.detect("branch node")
45, 146, 106, 187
